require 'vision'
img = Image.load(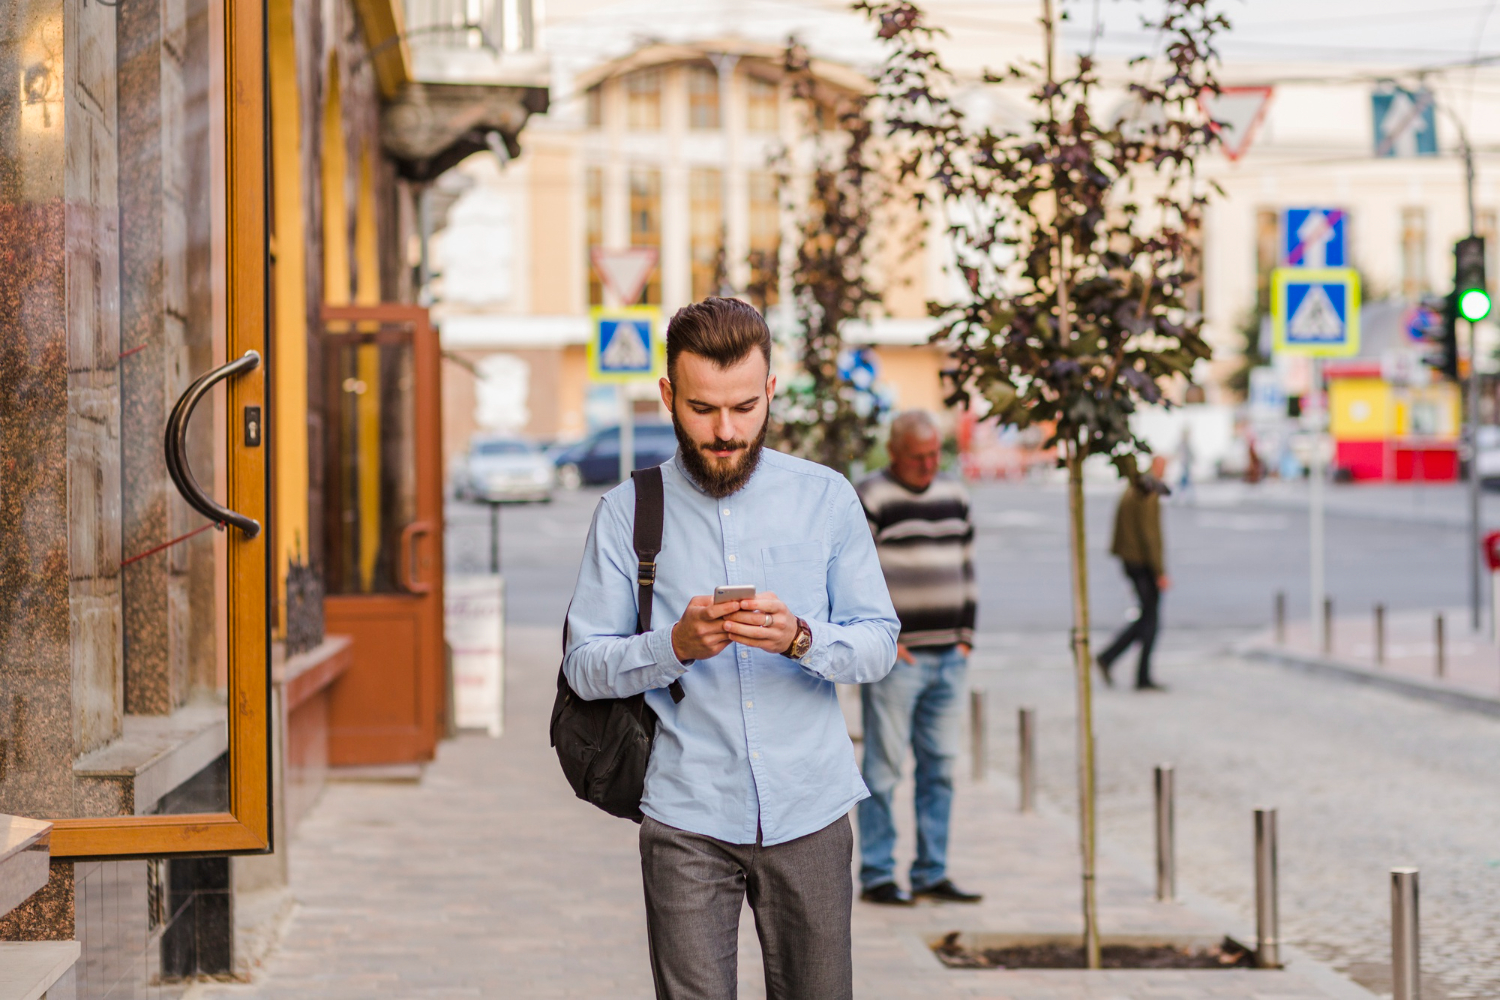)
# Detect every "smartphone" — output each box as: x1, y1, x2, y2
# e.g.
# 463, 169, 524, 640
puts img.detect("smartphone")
713, 584, 756, 604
